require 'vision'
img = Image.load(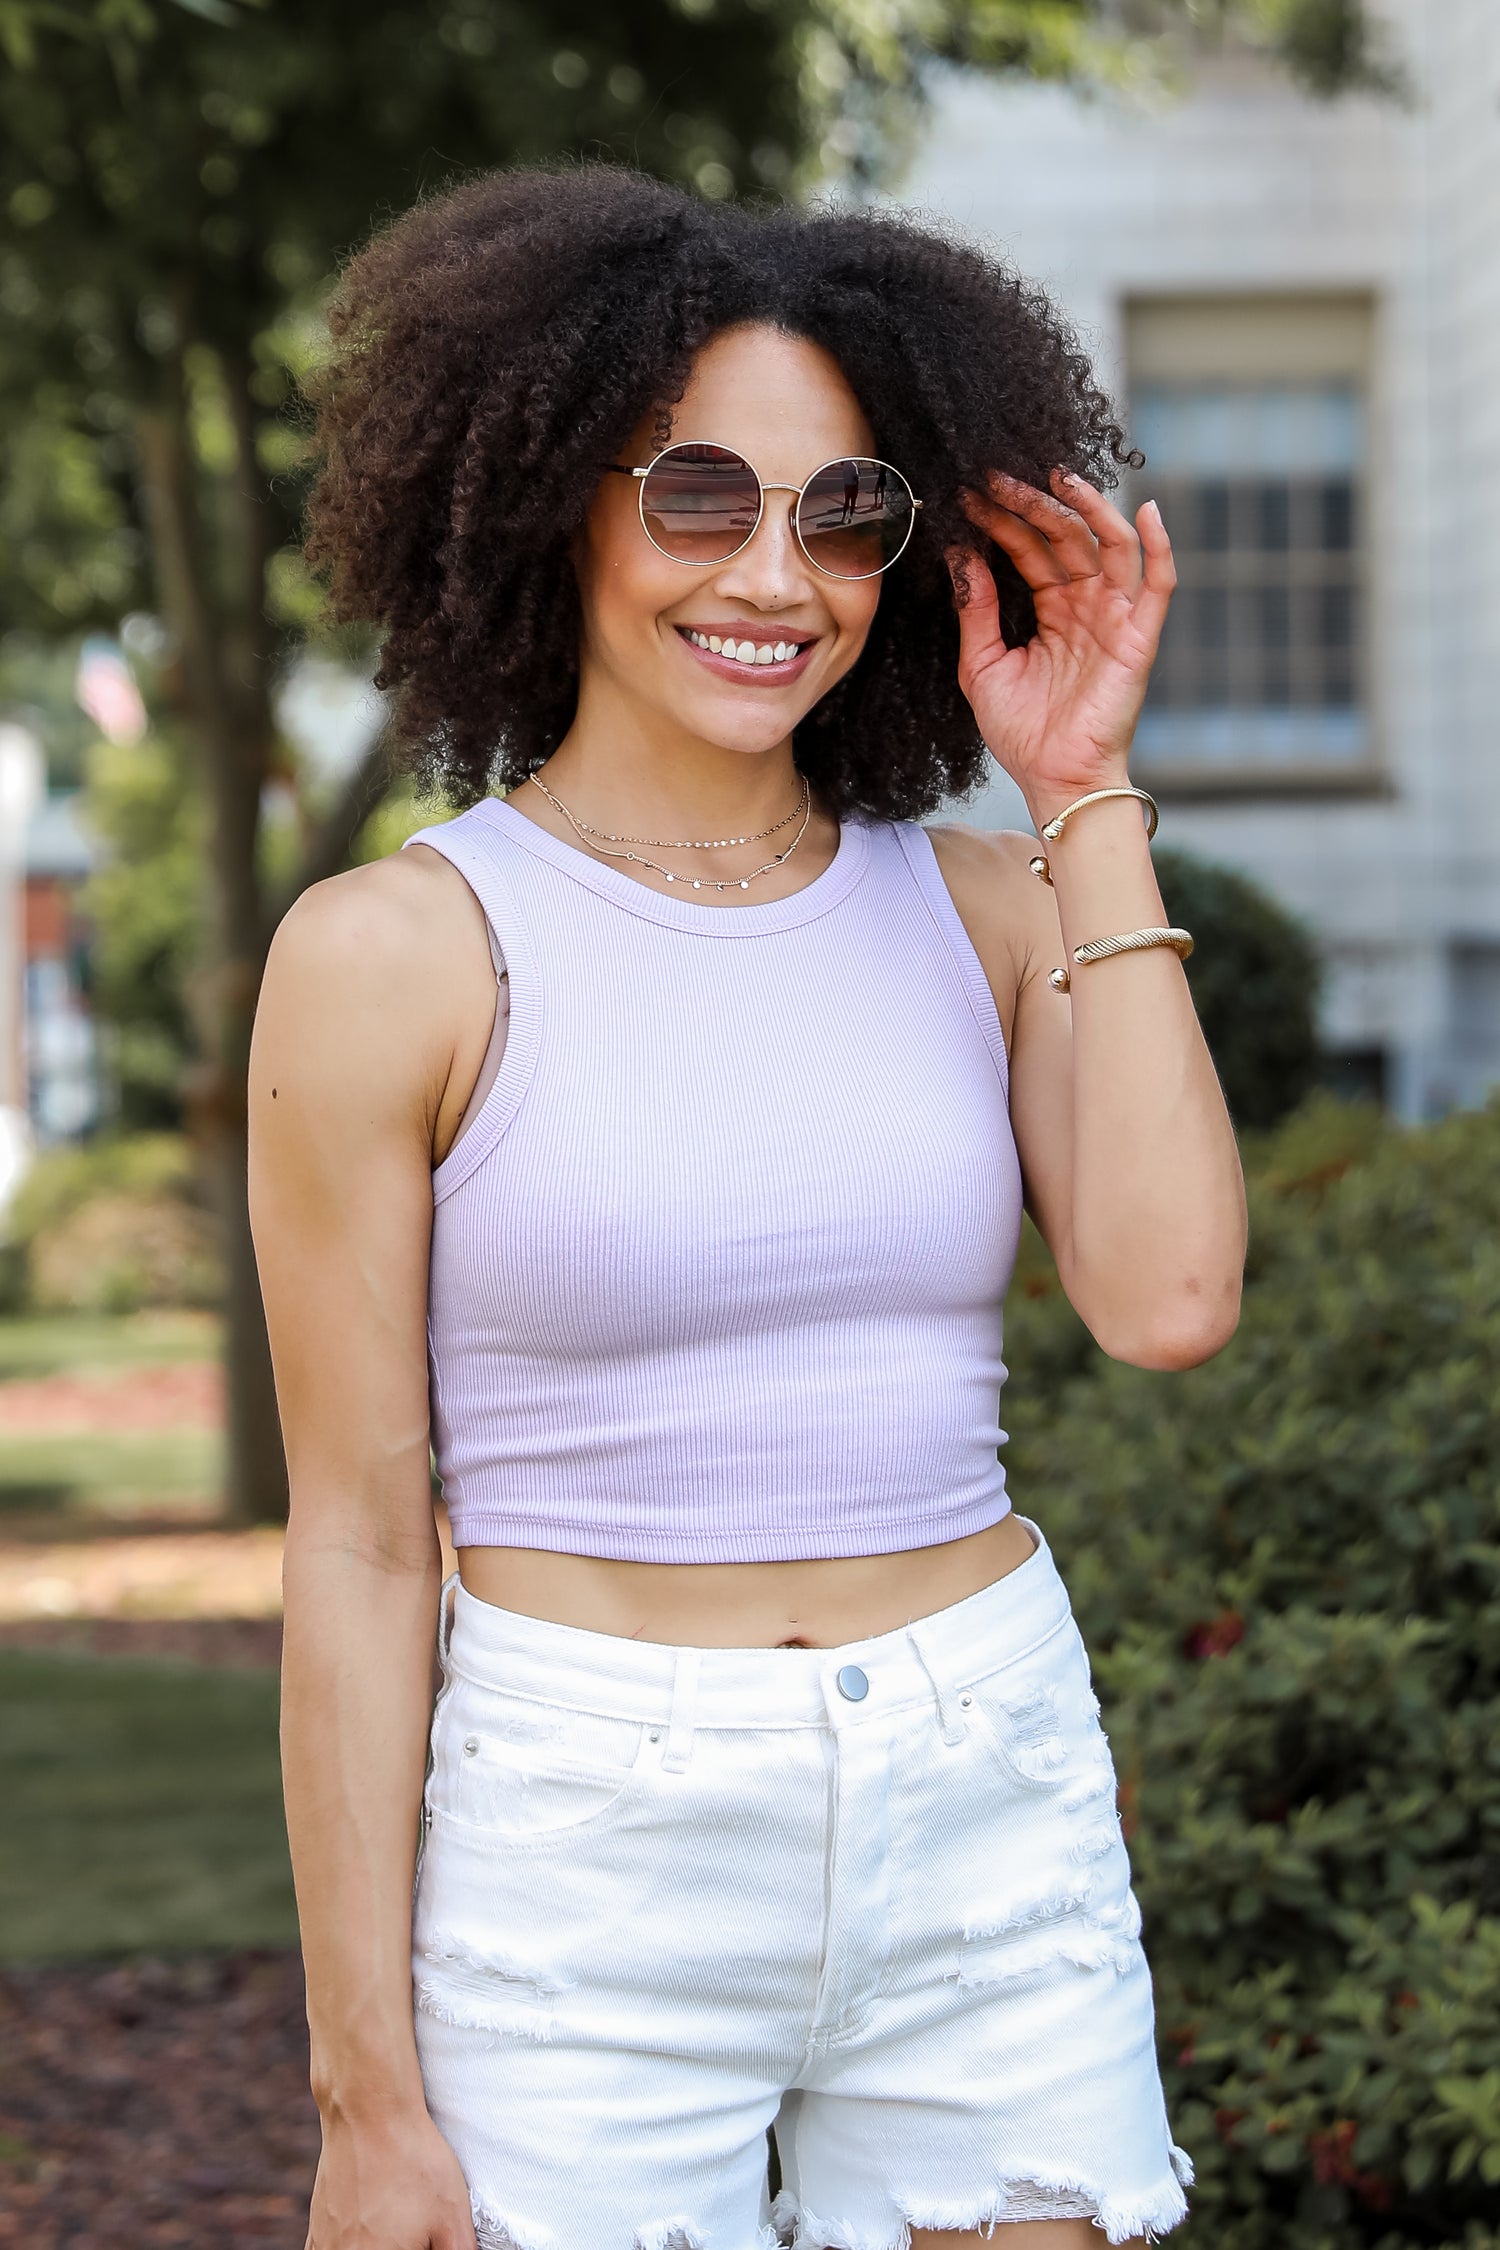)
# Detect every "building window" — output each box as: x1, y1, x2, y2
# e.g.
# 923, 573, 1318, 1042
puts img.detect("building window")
1127, 297, 1374, 786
